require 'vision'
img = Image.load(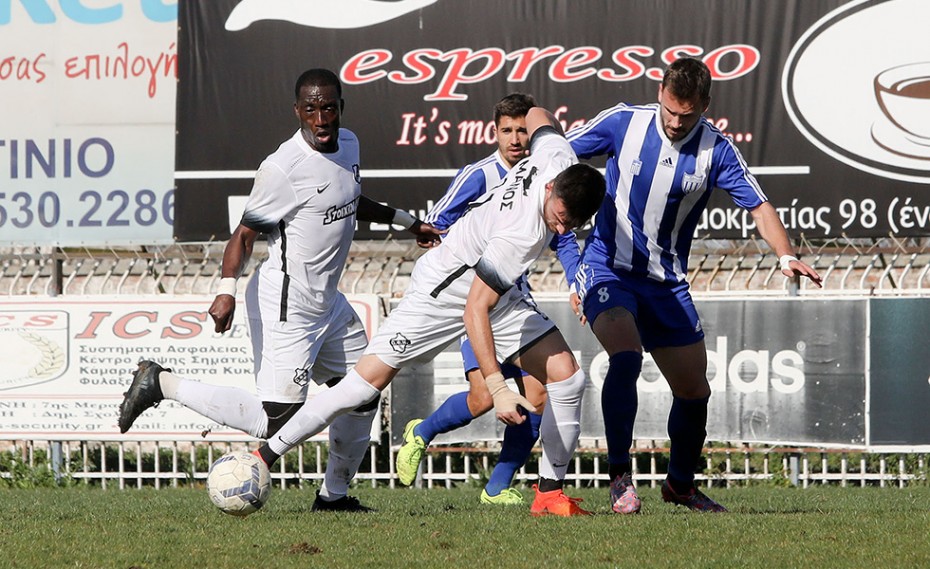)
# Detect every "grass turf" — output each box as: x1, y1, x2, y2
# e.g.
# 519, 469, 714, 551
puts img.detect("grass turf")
1, 485, 929, 568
